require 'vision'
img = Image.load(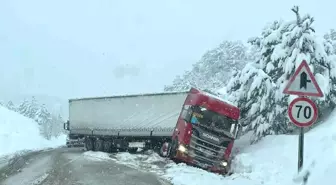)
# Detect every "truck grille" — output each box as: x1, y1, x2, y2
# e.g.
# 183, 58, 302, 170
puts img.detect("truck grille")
188, 133, 229, 166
